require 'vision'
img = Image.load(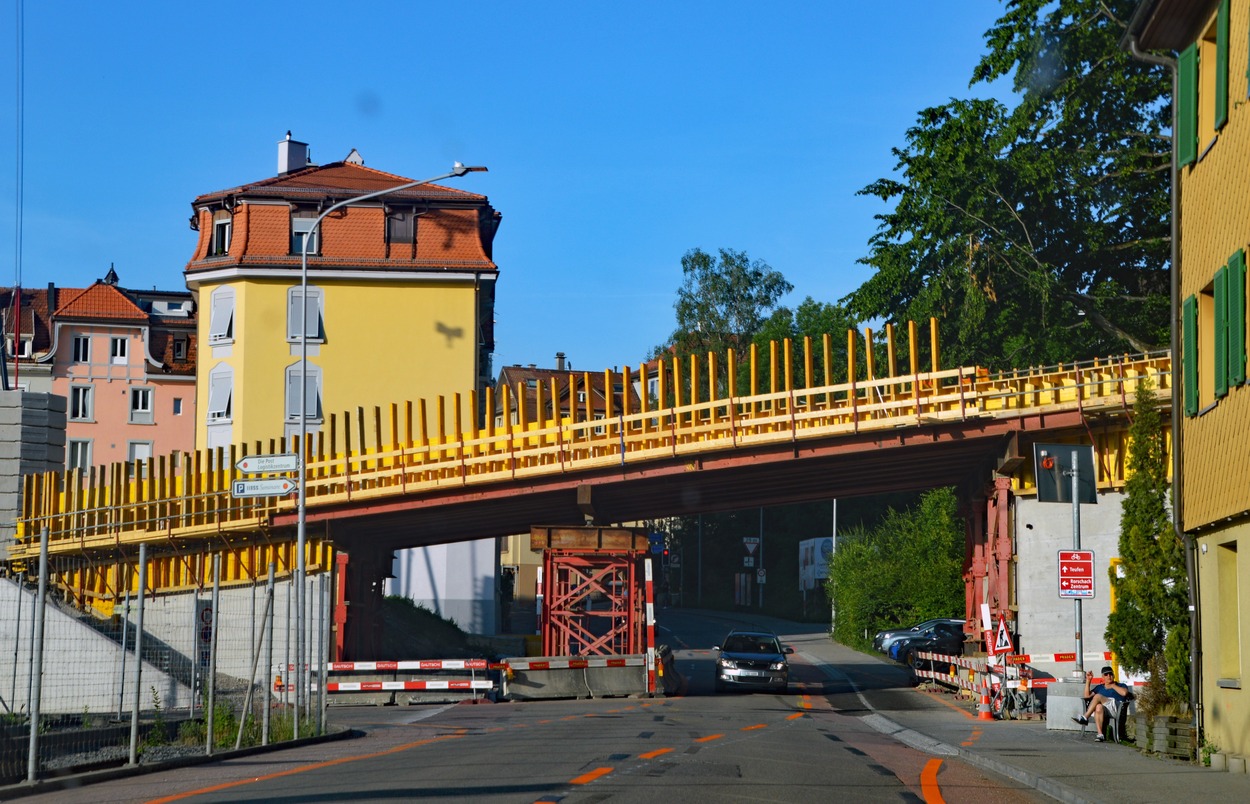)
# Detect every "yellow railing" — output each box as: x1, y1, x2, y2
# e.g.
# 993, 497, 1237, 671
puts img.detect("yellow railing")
12, 344, 1172, 563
